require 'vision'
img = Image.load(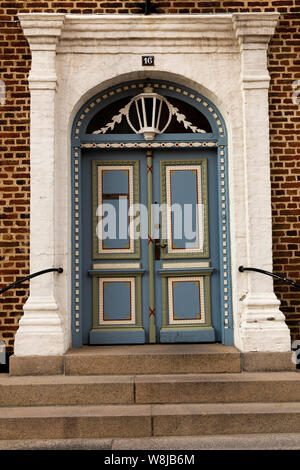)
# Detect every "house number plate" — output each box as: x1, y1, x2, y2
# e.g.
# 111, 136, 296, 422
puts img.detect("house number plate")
142, 56, 155, 66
